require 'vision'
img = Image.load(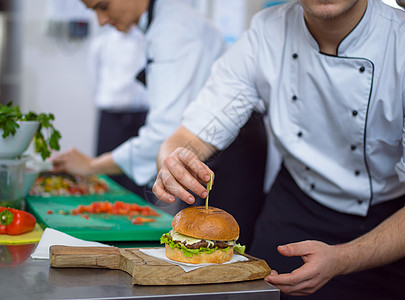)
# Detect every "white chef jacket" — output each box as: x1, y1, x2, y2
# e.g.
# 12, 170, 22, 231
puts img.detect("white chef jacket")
88, 25, 149, 111
182, 0, 405, 216
112, 0, 226, 186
